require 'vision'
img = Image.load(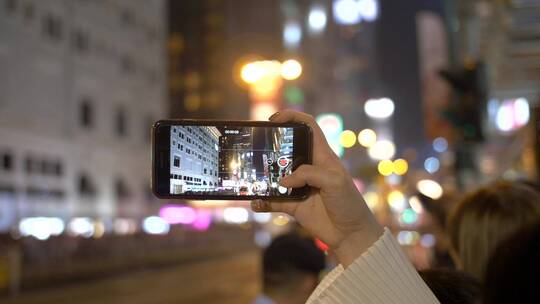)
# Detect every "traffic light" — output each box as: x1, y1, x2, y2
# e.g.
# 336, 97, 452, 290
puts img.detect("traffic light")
440, 61, 487, 142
